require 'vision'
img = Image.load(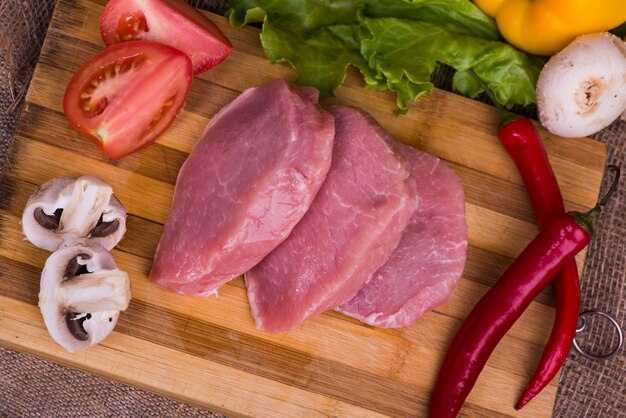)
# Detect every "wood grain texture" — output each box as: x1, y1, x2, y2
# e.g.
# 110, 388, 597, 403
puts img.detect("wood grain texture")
0, 0, 606, 417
